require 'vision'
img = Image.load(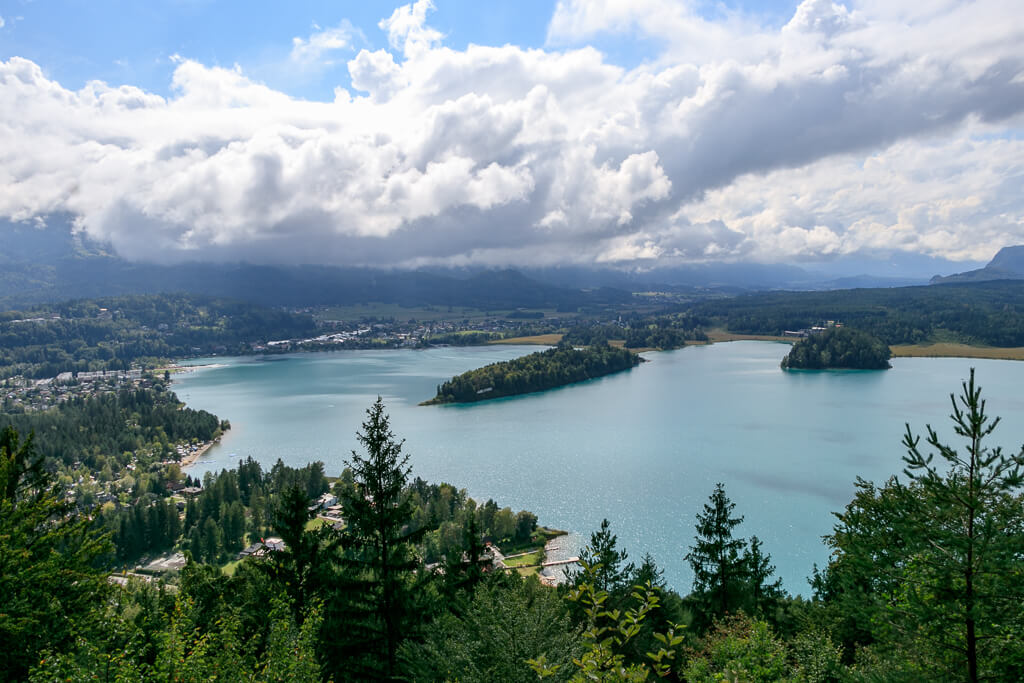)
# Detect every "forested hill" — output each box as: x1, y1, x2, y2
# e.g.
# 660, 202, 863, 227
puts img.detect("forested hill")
0, 293, 316, 378
423, 342, 643, 404
781, 327, 892, 370
692, 280, 1024, 346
